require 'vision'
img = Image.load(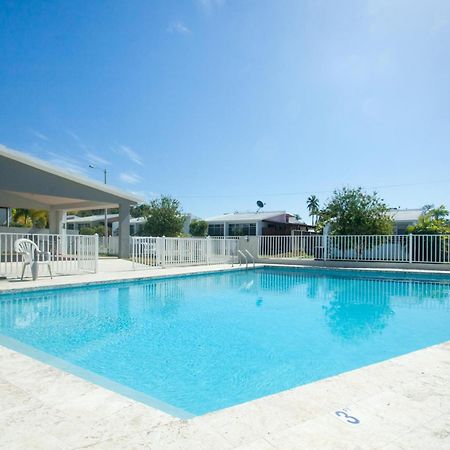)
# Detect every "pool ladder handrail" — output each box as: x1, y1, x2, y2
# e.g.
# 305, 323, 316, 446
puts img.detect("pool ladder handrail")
244, 249, 255, 268
237, 250, 255, 269
237, 250, 248, 268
